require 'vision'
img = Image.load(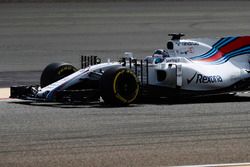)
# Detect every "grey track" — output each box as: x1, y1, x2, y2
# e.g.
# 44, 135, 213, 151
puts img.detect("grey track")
0, 1, 249, 166
0, 96, 250, 167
